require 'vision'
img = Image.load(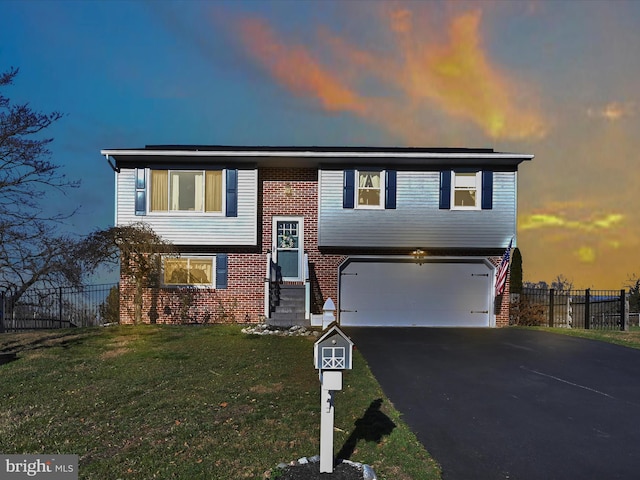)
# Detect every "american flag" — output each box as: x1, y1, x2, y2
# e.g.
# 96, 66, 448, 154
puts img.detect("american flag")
495, 238, 513, 297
